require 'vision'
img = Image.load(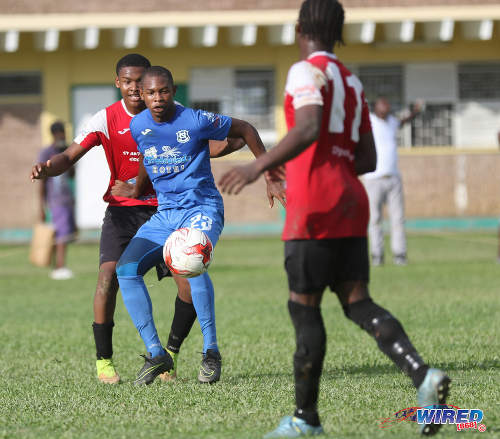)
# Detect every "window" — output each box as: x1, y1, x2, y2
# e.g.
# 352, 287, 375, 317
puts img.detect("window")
411, 104, 454, 146
233, 70, 274, 130
0, 72, 41, 96
358, 65, 403, 111
458, 63, 500, 100
191, 100, 220, 113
